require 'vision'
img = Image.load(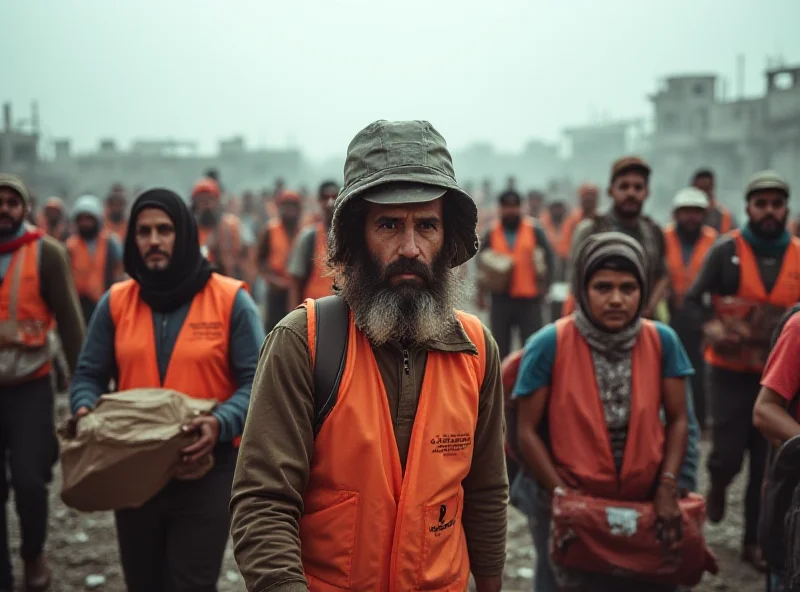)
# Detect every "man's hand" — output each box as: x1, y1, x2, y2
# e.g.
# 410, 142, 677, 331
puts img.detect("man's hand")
653, 481, 682, 549
704, 319, 744, 351
181, 415, 221, 464
74, 406, 90, 419
473, 575, 503, 592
